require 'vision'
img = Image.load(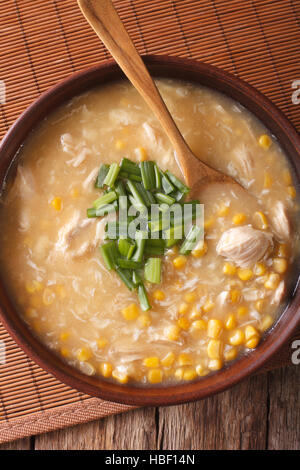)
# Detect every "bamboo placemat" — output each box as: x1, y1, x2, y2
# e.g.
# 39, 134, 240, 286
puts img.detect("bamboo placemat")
0, 0, 299, 444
